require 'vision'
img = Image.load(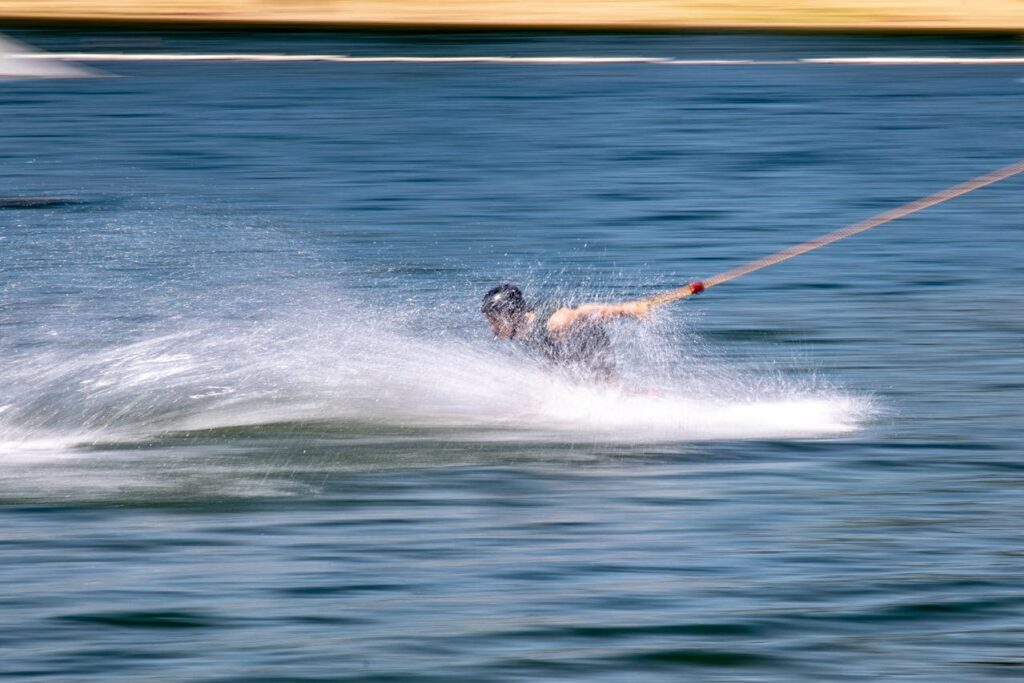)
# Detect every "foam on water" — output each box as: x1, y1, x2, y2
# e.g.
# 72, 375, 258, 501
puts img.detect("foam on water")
15, 51, 1024, 66
0, 289, 869, 459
